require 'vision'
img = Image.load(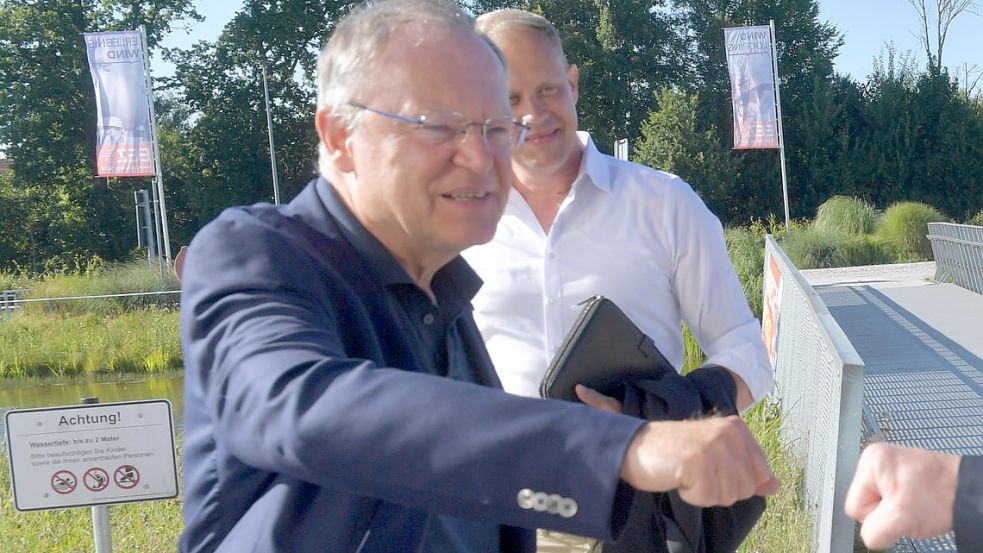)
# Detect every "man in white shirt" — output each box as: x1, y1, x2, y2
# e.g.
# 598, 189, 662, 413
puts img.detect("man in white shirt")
464, 12, 774, 551
465, 9, 772, 414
